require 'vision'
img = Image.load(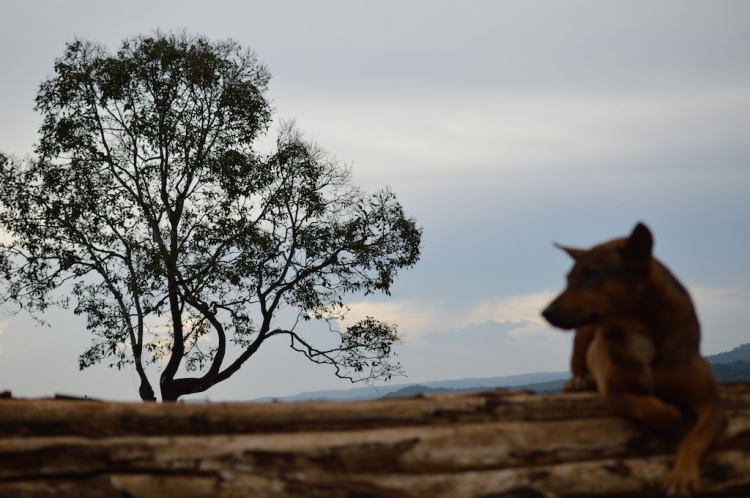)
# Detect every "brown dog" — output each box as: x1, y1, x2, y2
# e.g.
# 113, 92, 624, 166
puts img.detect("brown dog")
542, 223, 727, 496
